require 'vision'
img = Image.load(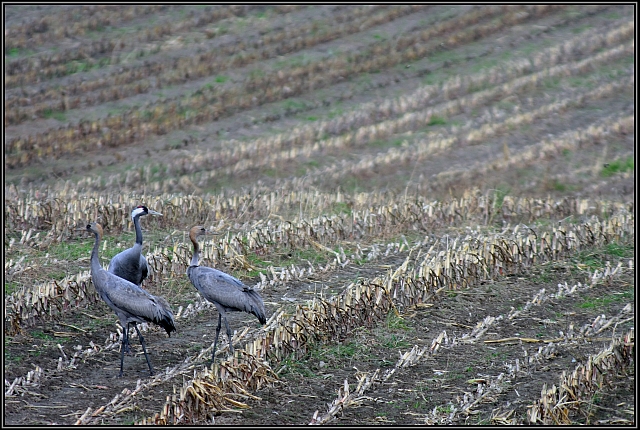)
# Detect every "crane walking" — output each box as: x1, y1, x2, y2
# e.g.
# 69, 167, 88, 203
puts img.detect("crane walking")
186, 226, 266, 363
108, 205, 162, 287
86, 222, 176, 377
